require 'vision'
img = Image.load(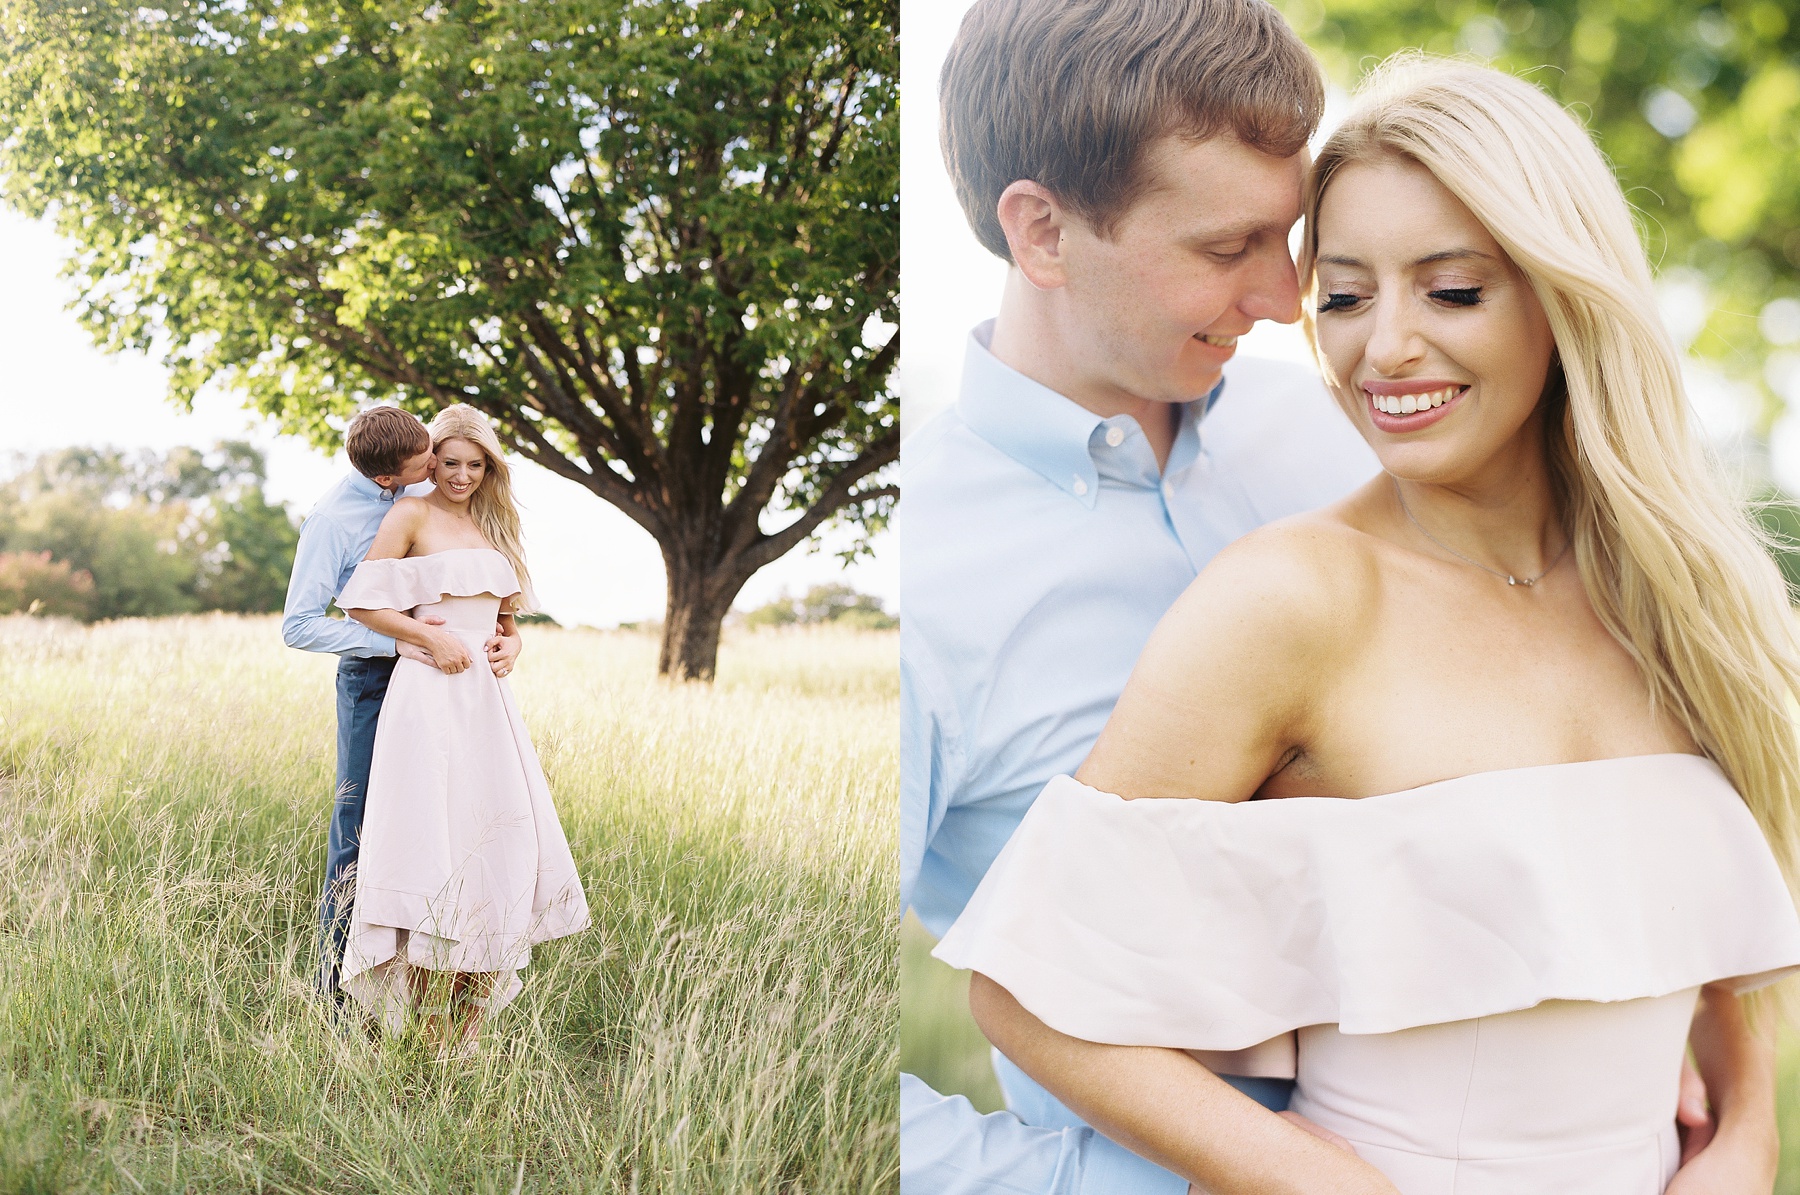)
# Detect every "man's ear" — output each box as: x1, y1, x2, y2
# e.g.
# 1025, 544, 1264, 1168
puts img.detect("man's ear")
997, 180, 1072, 291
